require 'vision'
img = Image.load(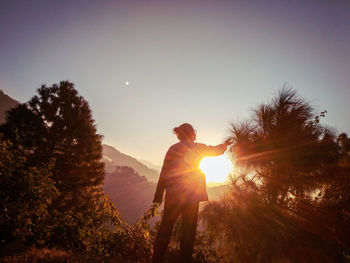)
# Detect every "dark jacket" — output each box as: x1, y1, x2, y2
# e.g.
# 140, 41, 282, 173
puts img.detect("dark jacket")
153, 141, 227, 205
